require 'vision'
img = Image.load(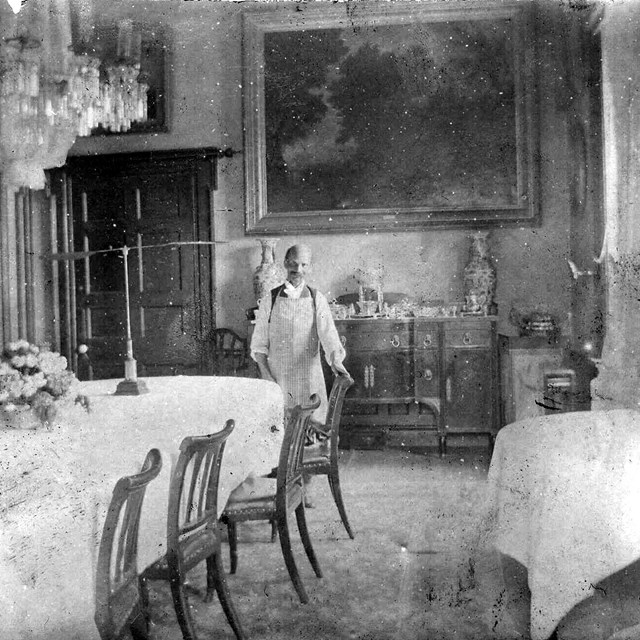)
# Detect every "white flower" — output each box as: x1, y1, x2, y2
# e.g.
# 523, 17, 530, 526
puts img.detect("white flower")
24, 354, 38, 368
37, 351, 66, 375
10, 355, 26, 368
0, 362, 15, 376
32, 372, 46, 388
